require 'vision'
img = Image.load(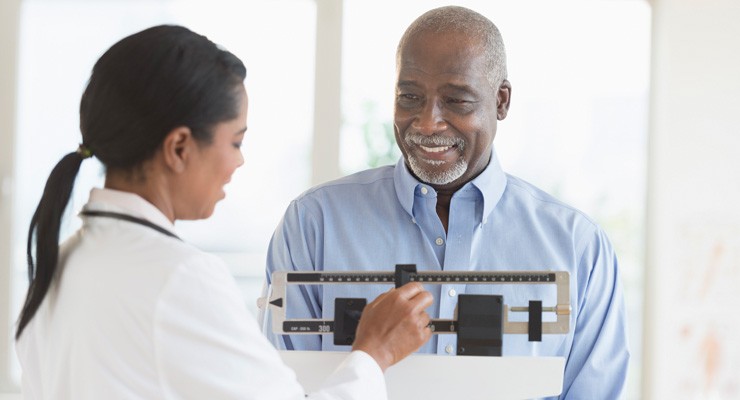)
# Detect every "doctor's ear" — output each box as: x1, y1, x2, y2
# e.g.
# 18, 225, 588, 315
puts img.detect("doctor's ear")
161, 126, 194, 173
